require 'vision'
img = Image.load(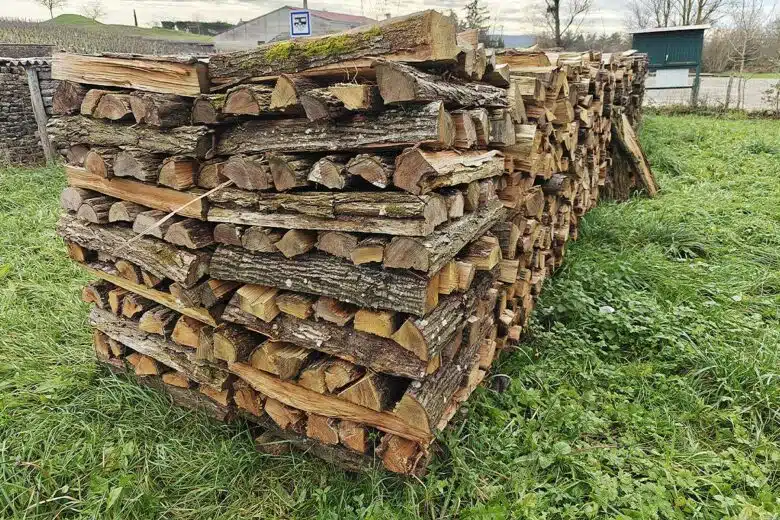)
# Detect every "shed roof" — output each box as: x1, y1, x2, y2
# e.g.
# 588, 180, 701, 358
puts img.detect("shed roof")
225, 5, 375, 35
631, 24, 710, 35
